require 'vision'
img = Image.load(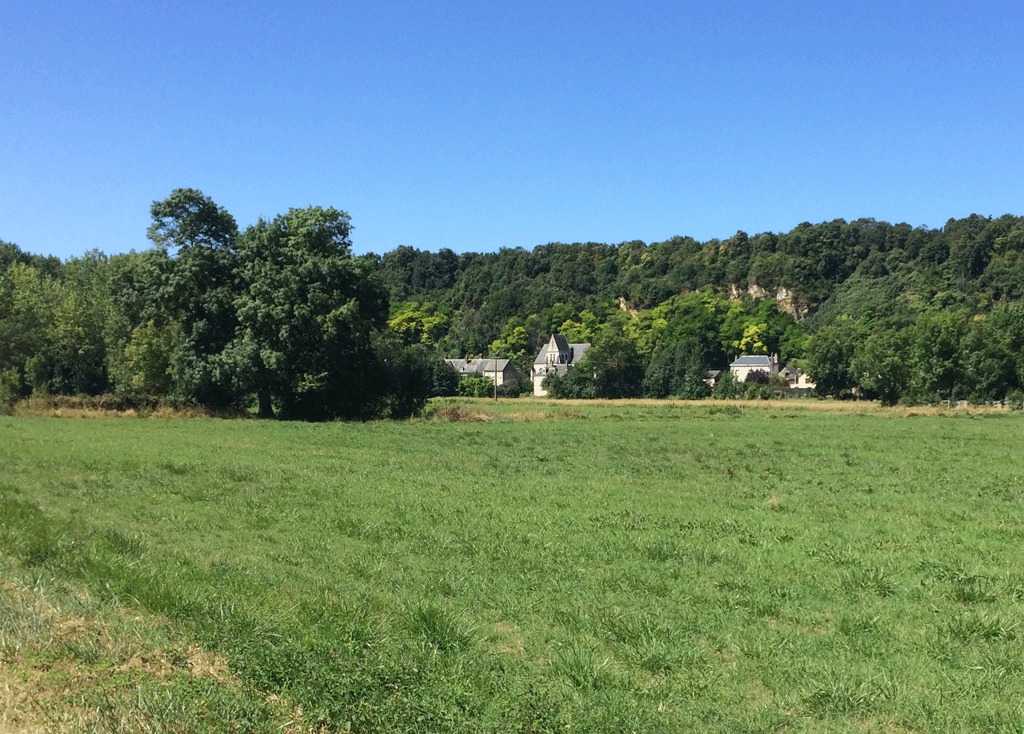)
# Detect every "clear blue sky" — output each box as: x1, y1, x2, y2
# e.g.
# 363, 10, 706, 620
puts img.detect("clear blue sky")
3, 1, 1022, 261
